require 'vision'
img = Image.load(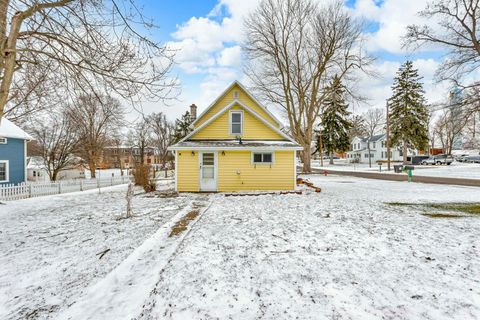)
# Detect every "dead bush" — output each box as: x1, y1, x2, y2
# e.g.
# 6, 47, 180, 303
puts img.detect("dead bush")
133, 164, 156, 192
